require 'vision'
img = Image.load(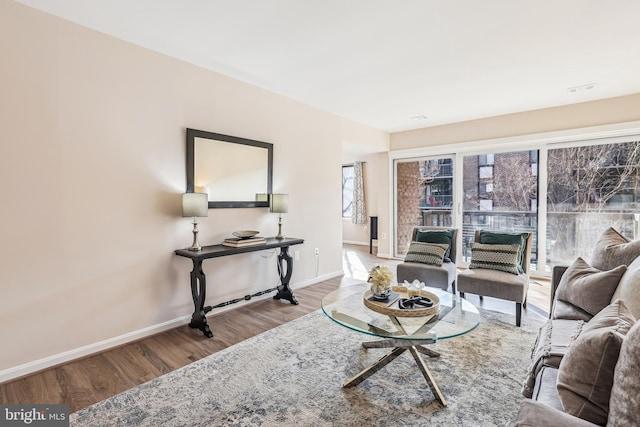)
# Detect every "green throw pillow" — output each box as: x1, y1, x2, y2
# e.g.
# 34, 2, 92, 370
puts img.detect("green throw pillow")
469, 242, 521, 275
415, 229, 454, 262
479, 231, 528, 273
405, 242, 449, 266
